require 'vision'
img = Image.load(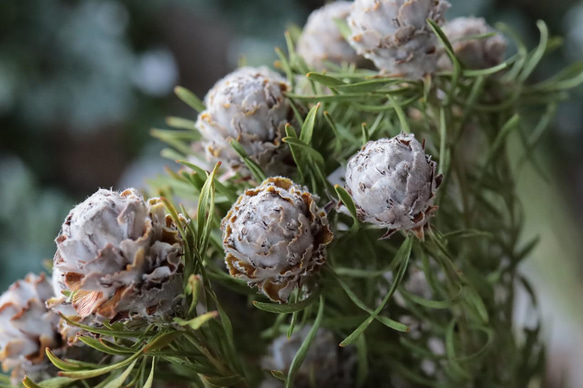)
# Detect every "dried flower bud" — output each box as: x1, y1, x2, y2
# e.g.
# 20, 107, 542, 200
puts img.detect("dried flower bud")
297, 2, 364, 70
347, 0, 450, 79
345, 133, 441, 239
50, 188, 184, 324
221, 177, 333, 303
196, 67, 294, 178
0, 274, 61, 384
262, 326, 352, 388
438, 17, 506, 70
